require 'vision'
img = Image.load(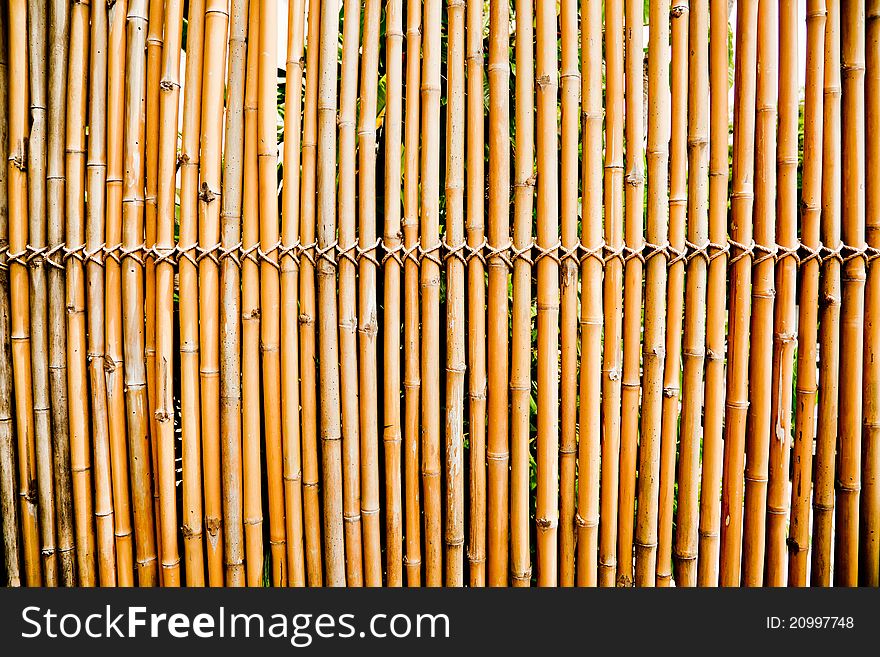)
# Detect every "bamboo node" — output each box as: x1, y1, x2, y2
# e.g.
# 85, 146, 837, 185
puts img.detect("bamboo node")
199, 182, 218, 203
